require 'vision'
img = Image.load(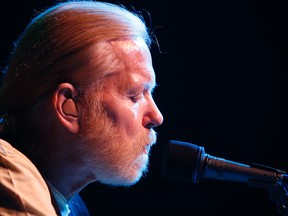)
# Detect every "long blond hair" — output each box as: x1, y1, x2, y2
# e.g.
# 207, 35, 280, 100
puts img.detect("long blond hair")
0, 0, 152, 135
